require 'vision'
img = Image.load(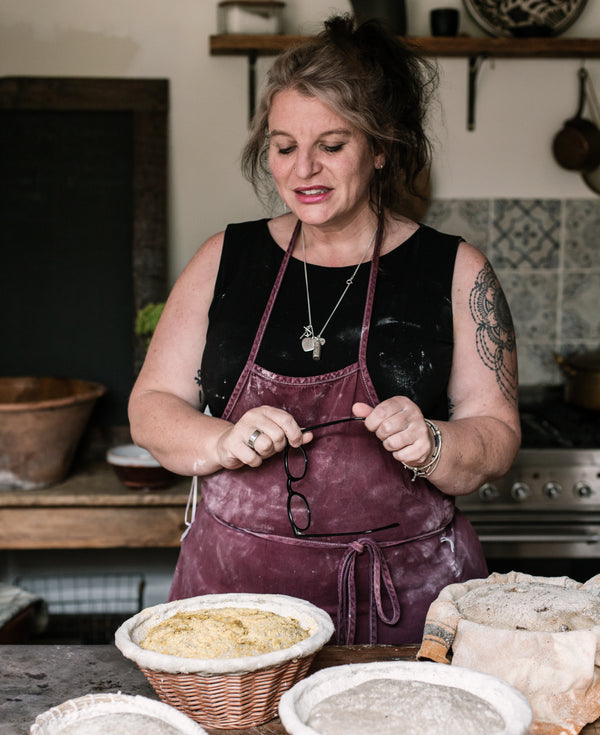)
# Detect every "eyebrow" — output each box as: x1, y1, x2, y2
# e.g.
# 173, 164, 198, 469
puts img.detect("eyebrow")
268, 128, 352, 138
